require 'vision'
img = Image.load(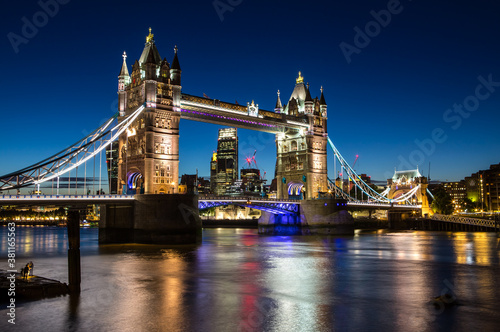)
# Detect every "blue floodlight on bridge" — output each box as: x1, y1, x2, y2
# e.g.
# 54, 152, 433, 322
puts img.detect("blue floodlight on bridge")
198, 197, 300, 214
